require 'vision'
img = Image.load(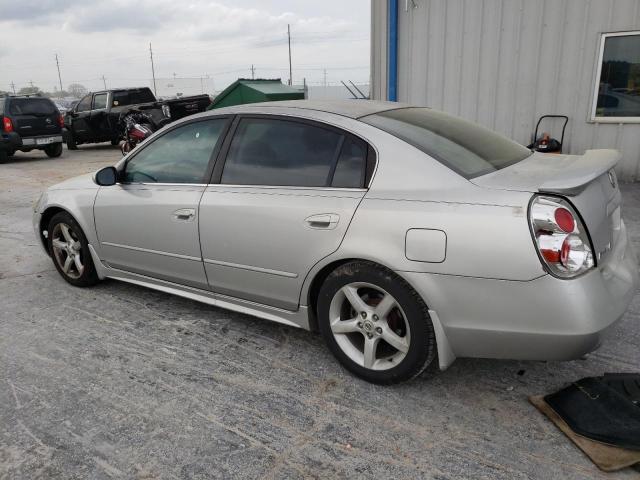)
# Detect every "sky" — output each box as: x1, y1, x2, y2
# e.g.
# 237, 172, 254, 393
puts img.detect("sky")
0, 0, 370, 95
